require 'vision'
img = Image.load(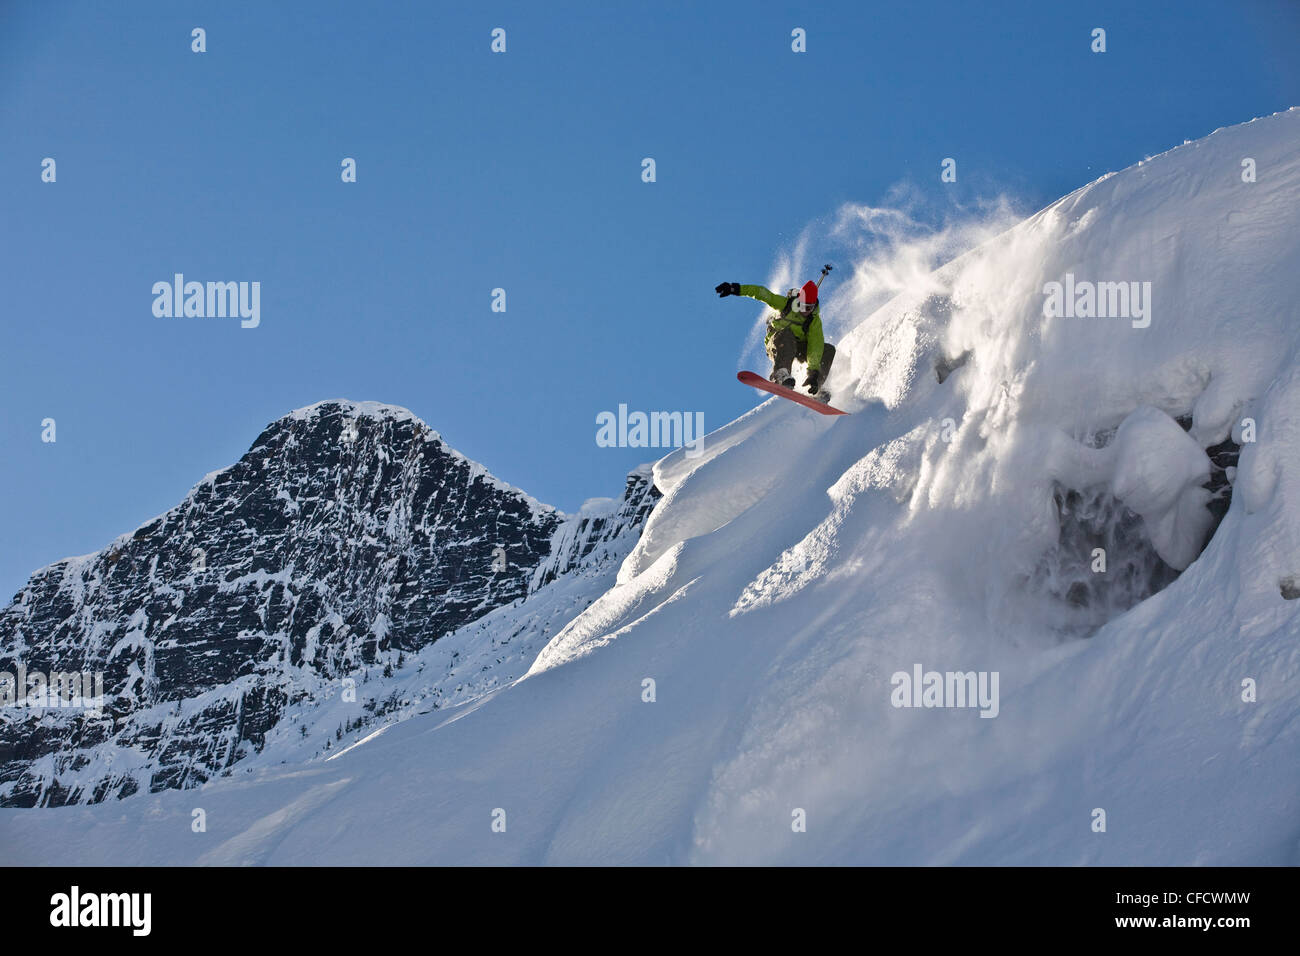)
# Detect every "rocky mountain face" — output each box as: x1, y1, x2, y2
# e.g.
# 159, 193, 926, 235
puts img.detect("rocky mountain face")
0, 401, 658, 807
531, 467, 659, 589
